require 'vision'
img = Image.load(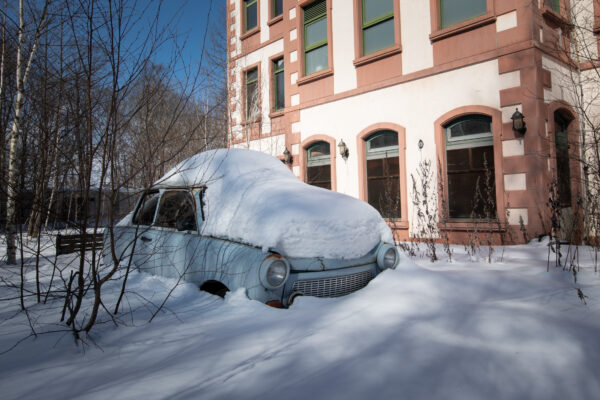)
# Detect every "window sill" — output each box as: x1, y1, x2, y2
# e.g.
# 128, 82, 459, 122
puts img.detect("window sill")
353, 45, 402, 67
240, 27, 260, 41
241, 117, 262, 126
269, 110, 285, 118
430, 13, 496, 42
267, 14, 283, 26
439, 219, 506, 232
541, 7, 570, 30
297, 68, 333, 86
385, 219, 409, 230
